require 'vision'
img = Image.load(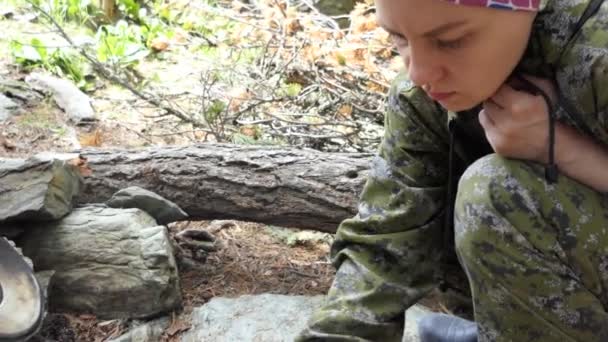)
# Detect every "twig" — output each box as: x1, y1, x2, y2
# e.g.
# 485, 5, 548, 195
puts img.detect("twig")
26, 0, 208, 129
288, 268, 318, 278
227, 97, 284, 123
145, 128, 216, 137
266, 111, 358, 128
296, 0, 340, 30
191, 2, 281, 34
272, 0, 287, 18
270, 130, 357, 140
